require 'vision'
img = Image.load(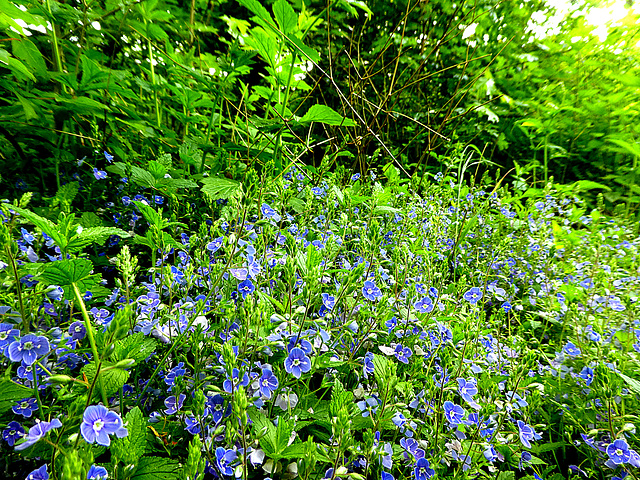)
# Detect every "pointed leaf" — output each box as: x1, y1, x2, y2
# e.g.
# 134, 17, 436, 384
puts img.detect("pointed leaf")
201, 177, 242, 200
131, 456, 183, 480
237, 0, 275, 27
0, 379, 33, 414
12, 38, 47, 78
300, 105, 356, 126
40, 259, 93, 286
273, 0, 297, 34
2, 205, 65, 248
